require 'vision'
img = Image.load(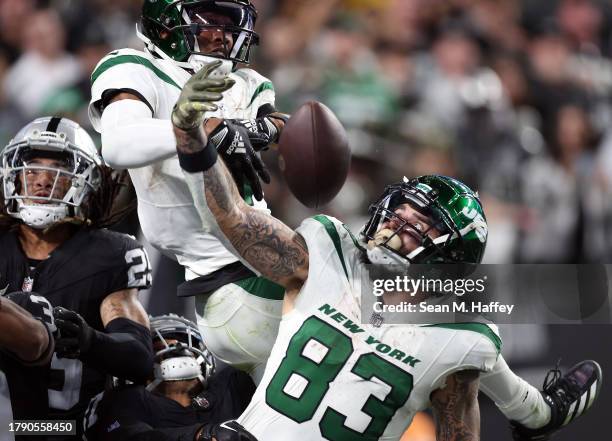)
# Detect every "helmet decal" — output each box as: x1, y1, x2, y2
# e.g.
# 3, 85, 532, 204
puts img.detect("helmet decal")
361, 175, 487, 266
460, 205, 488, 243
